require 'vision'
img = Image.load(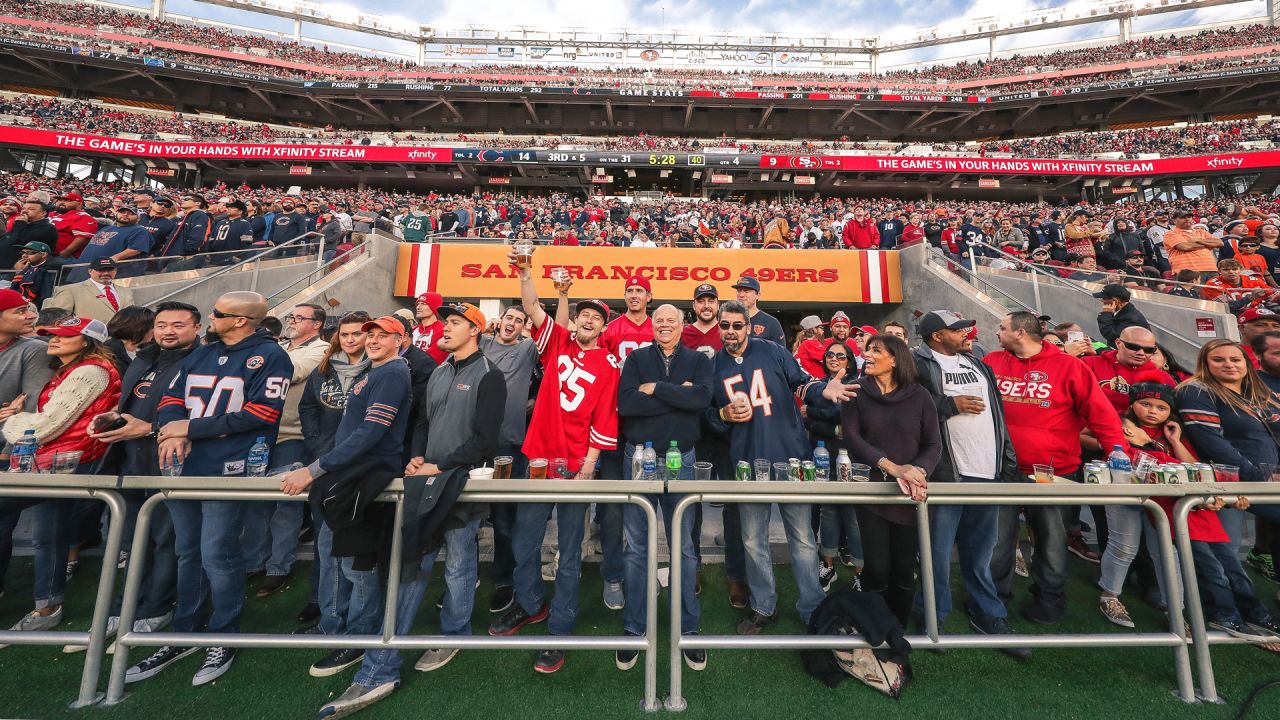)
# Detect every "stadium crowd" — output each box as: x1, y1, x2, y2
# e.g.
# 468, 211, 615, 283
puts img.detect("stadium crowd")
1, 0, 1279, 95
4, 92, 1280, 161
